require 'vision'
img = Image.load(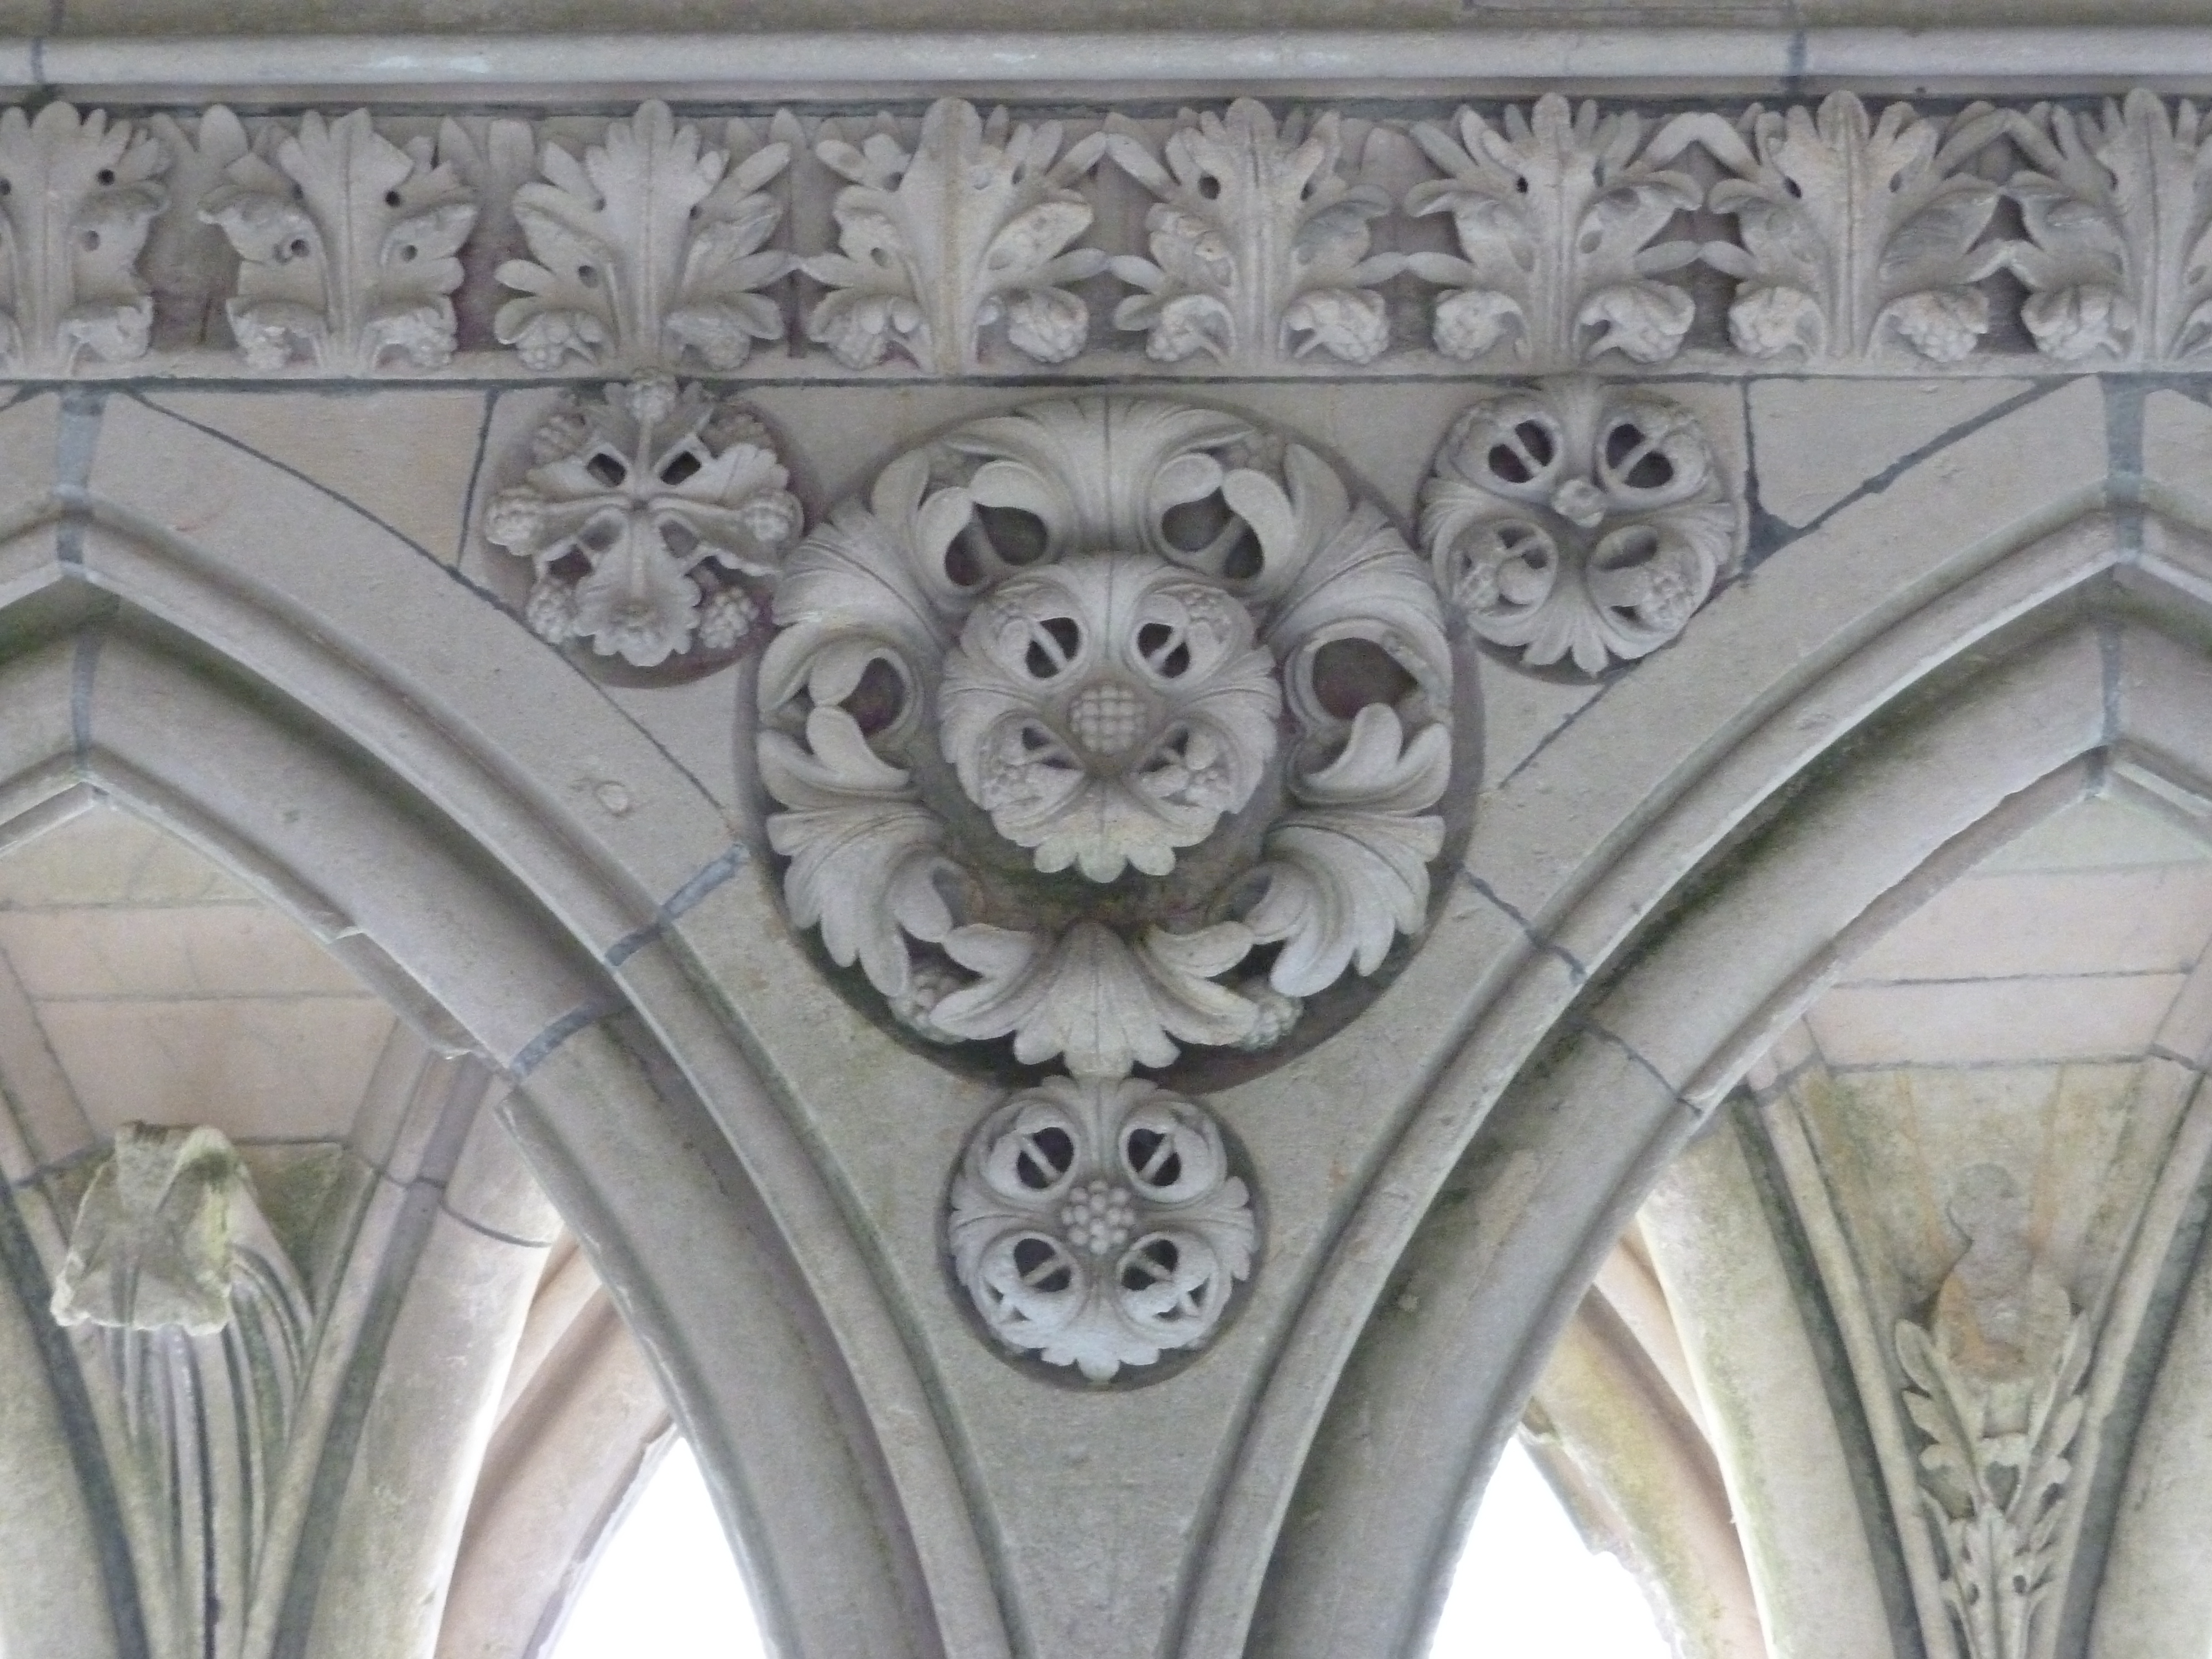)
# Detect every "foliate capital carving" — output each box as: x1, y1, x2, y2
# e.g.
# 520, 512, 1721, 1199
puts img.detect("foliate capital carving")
1422, 379, 1736, 675
1895, 1165, 2089, 1659
50, 1123, 253, 1335
486, 376, 801, 667
755, 395, 1454, 1082
948, 1076, 1255, 1383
